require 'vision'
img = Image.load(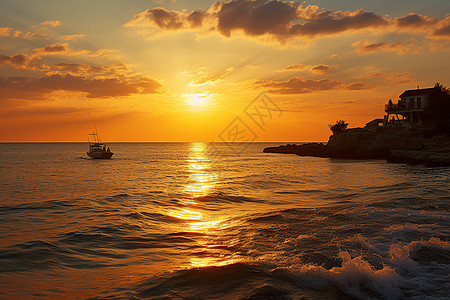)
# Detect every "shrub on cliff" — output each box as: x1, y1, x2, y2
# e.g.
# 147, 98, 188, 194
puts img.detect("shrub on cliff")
424, 83, 450, 133
329, 120, 348, 135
